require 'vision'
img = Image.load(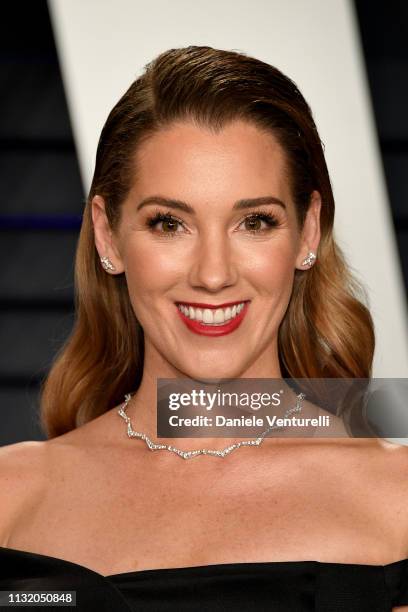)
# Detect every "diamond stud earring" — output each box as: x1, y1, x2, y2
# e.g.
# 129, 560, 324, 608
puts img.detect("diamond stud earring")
100, 256, 116, 272
301, 251, 316, 267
